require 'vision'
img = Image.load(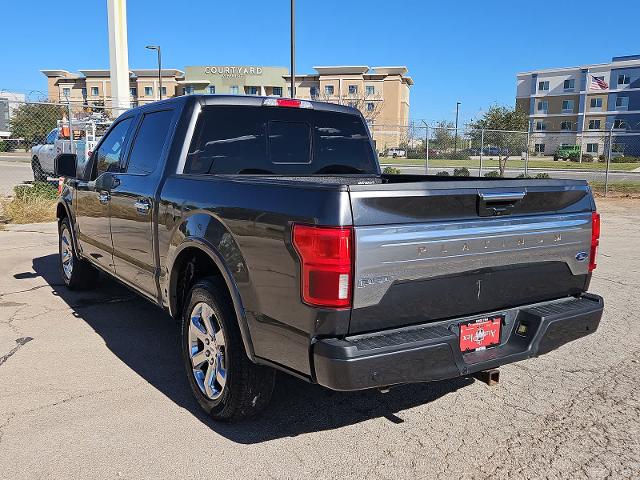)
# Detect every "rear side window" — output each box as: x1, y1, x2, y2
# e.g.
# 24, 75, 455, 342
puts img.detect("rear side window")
126, 110, 174, 175
184, 106, 377, 175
